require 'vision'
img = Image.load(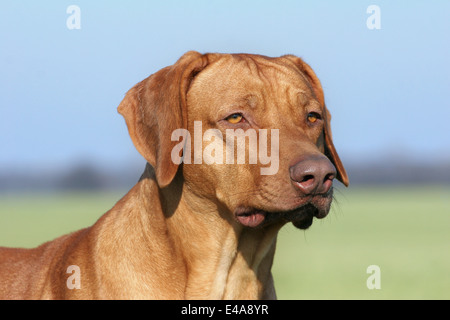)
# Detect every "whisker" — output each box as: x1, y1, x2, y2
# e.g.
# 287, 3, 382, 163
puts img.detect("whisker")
330, 185, 348, 218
